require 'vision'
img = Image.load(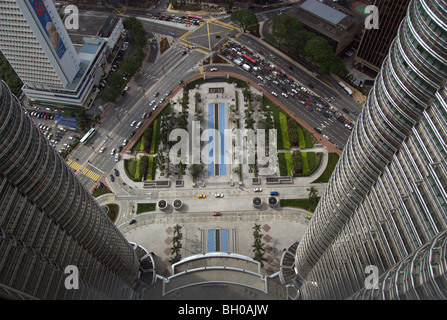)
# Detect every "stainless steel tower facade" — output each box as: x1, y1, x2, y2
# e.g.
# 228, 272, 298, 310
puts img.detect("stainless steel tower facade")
295, 0, 447, 299
0, 80, 141, 299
